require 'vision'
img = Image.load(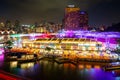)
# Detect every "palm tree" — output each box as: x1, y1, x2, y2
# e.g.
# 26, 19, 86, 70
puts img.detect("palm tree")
4, 40, 13, 51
